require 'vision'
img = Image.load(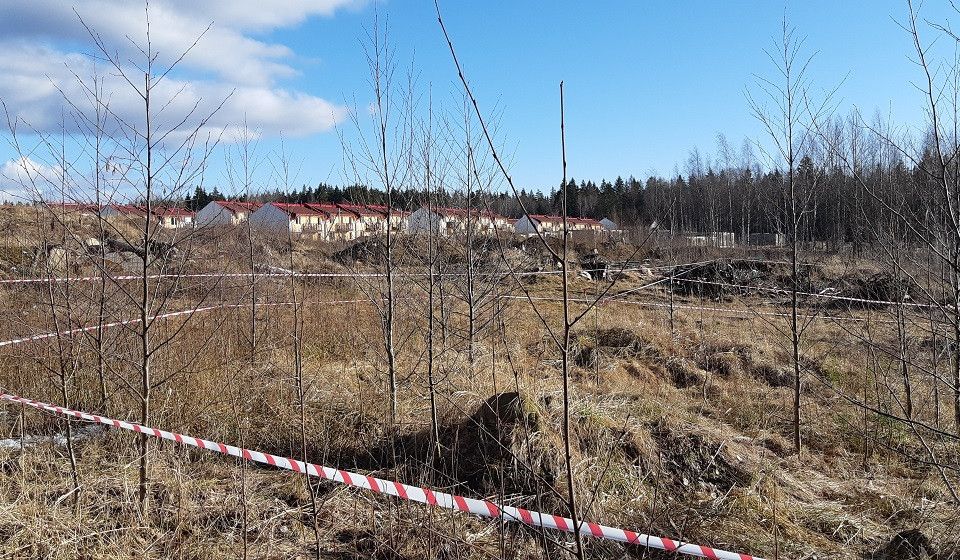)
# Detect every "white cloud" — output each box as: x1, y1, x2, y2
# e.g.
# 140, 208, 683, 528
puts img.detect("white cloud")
0, 0, 355, 140
0, 156, 59, 202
